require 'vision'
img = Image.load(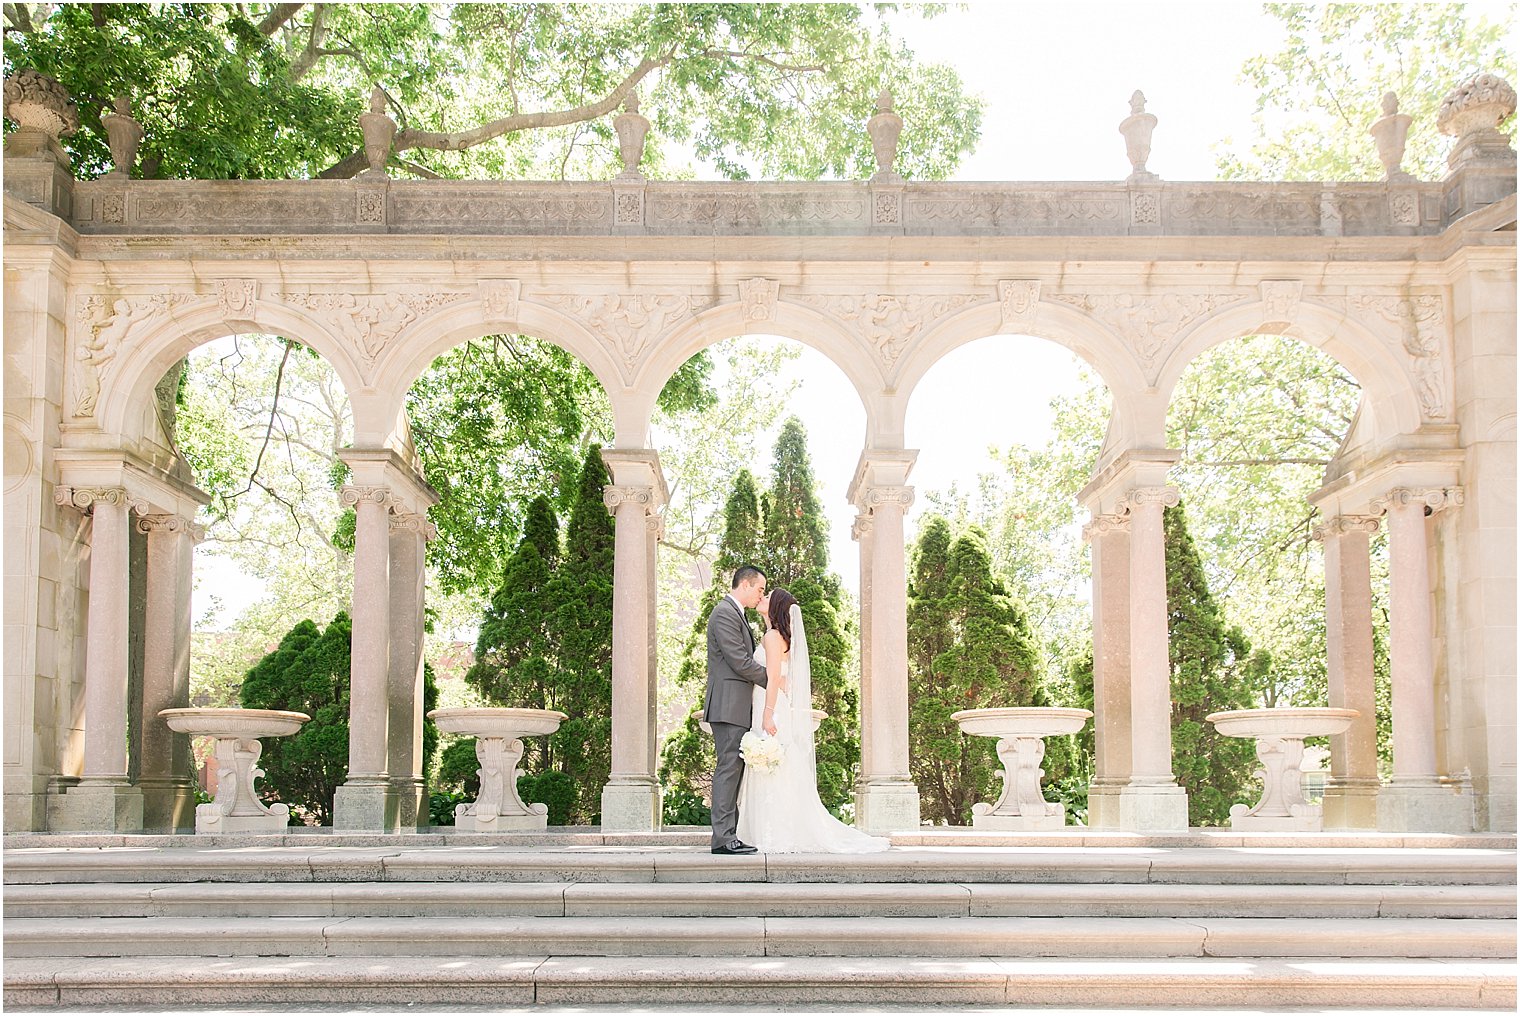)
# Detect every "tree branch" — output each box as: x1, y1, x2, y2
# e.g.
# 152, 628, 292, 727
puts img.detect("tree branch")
1196, 457, 1329, 467
257, 2, 304, 37
3, 3, 34, 32
288, 3, 330, 82
234, 340, 294, 500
